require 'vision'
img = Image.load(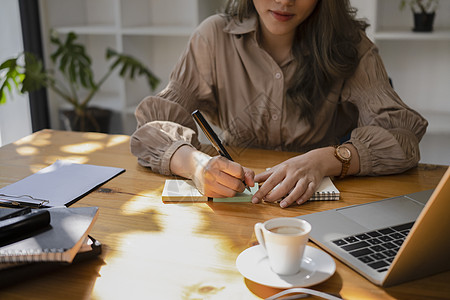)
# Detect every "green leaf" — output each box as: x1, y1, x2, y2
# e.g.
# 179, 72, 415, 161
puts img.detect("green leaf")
22, 53, 49, 93
0, 58, 18, 70
106, 48, 160, 91
0, 56, 24, 103
0, 92, 7, 105
50, 31, 95, 89
400, 0, 439, 12
119, 63, 129, 77
0, 52, 53, 105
